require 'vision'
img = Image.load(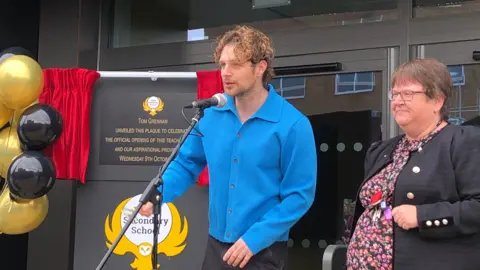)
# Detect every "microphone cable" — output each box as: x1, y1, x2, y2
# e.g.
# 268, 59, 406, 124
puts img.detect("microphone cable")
181, 107, 204, 137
